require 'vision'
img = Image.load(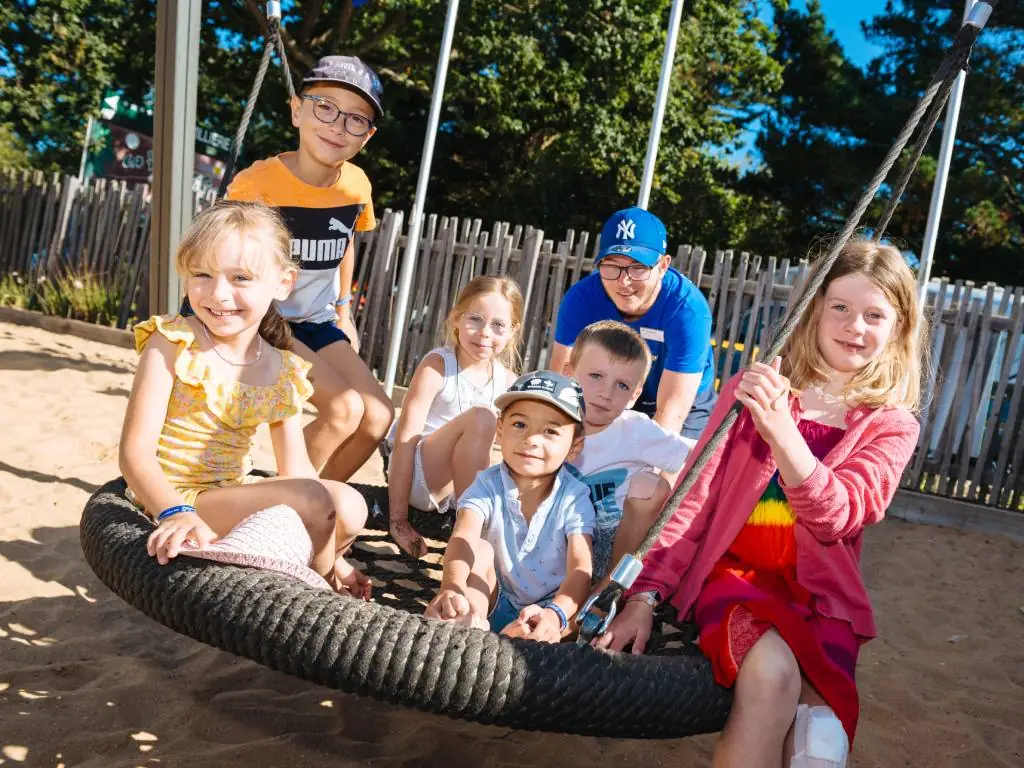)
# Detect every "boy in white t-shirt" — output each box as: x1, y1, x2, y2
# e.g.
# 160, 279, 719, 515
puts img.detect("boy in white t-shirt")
563, 320, 694, 587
